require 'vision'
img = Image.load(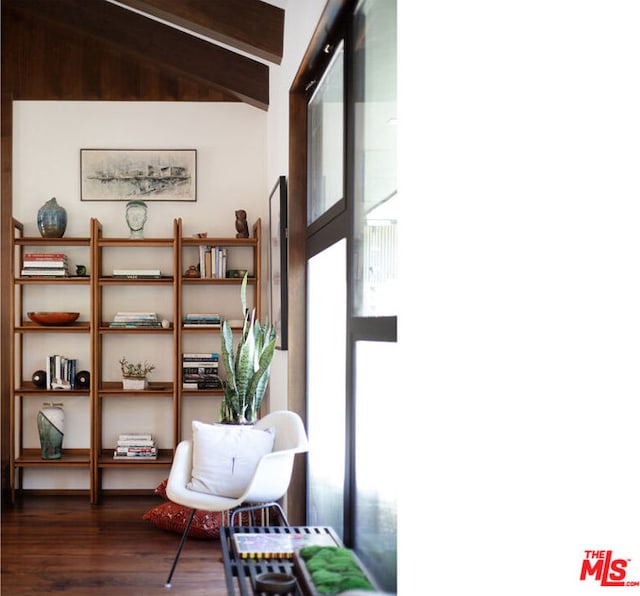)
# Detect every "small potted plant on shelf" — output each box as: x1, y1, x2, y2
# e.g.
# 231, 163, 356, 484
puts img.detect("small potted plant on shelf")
119, 357, 155, 390
219, 273, 277, 424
